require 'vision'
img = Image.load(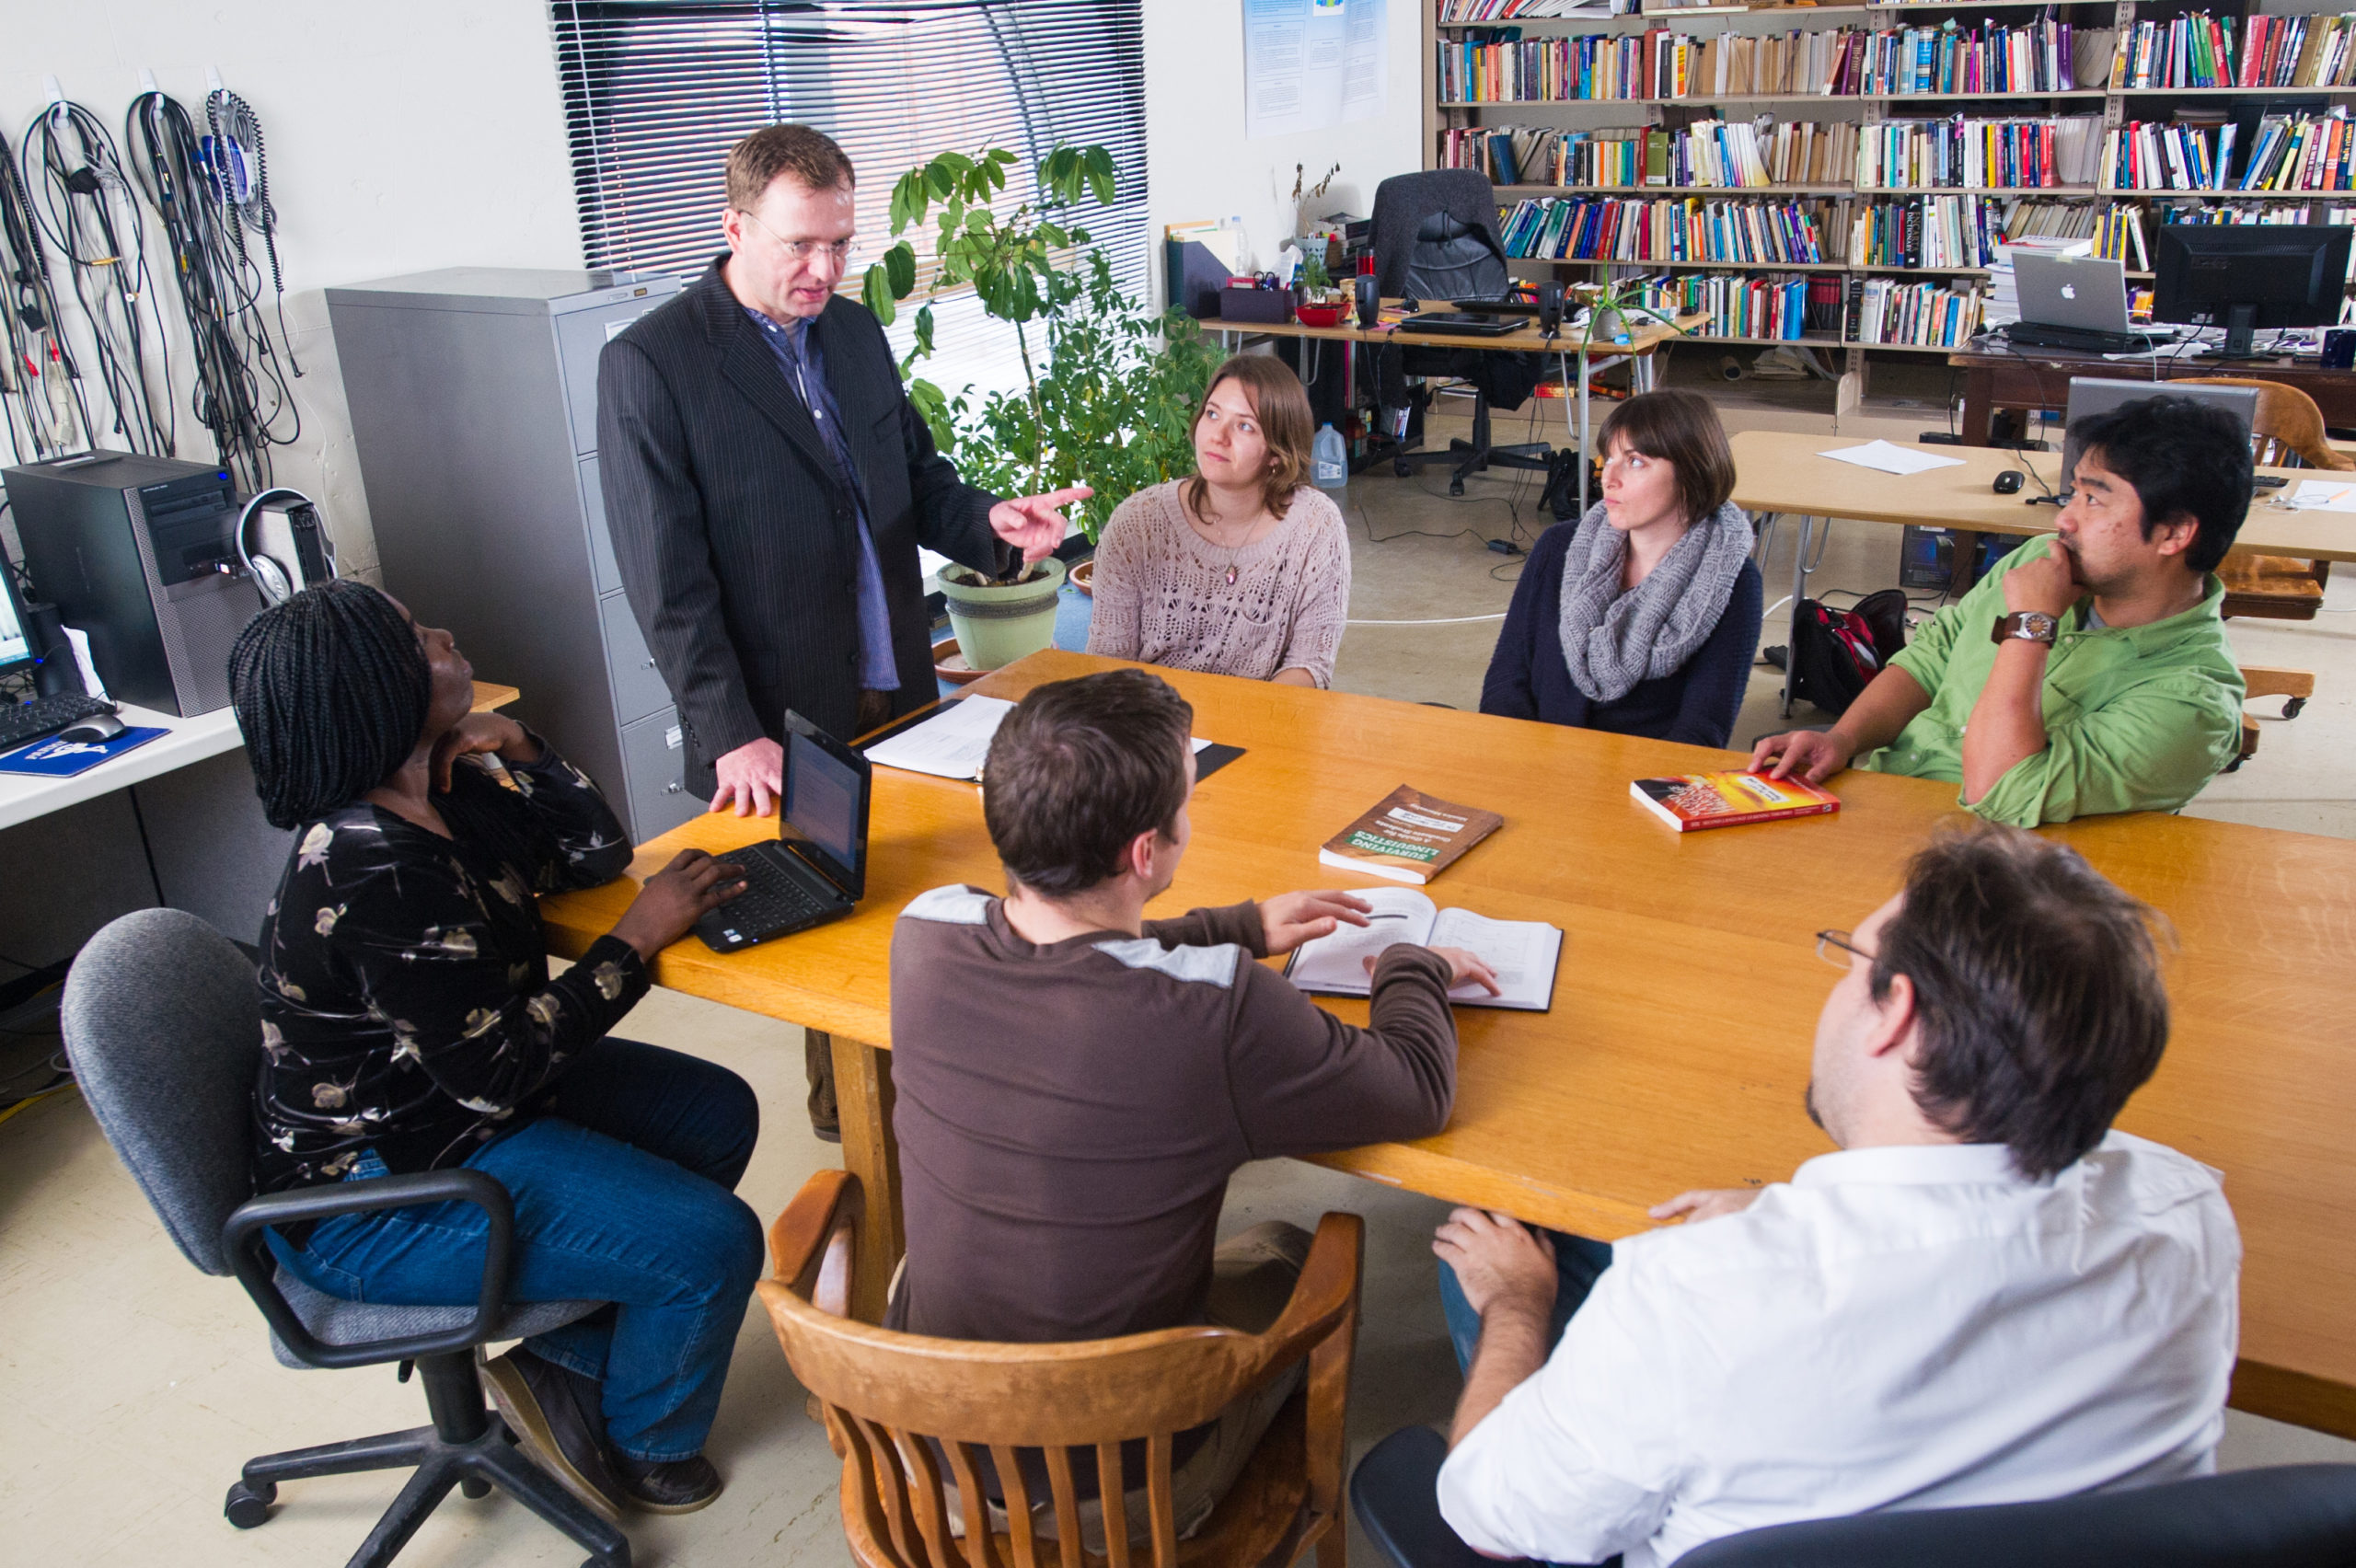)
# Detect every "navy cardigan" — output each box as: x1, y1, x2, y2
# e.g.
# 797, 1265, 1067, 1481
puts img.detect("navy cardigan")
1479, 515, 1763, 749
